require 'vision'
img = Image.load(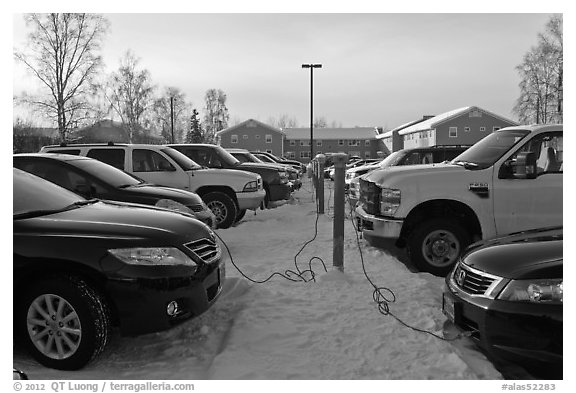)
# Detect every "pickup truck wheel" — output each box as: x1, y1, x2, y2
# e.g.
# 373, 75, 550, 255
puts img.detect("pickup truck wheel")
408, 219, 470, 276
16, 276, 111, 370
204, 192, 238, 229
